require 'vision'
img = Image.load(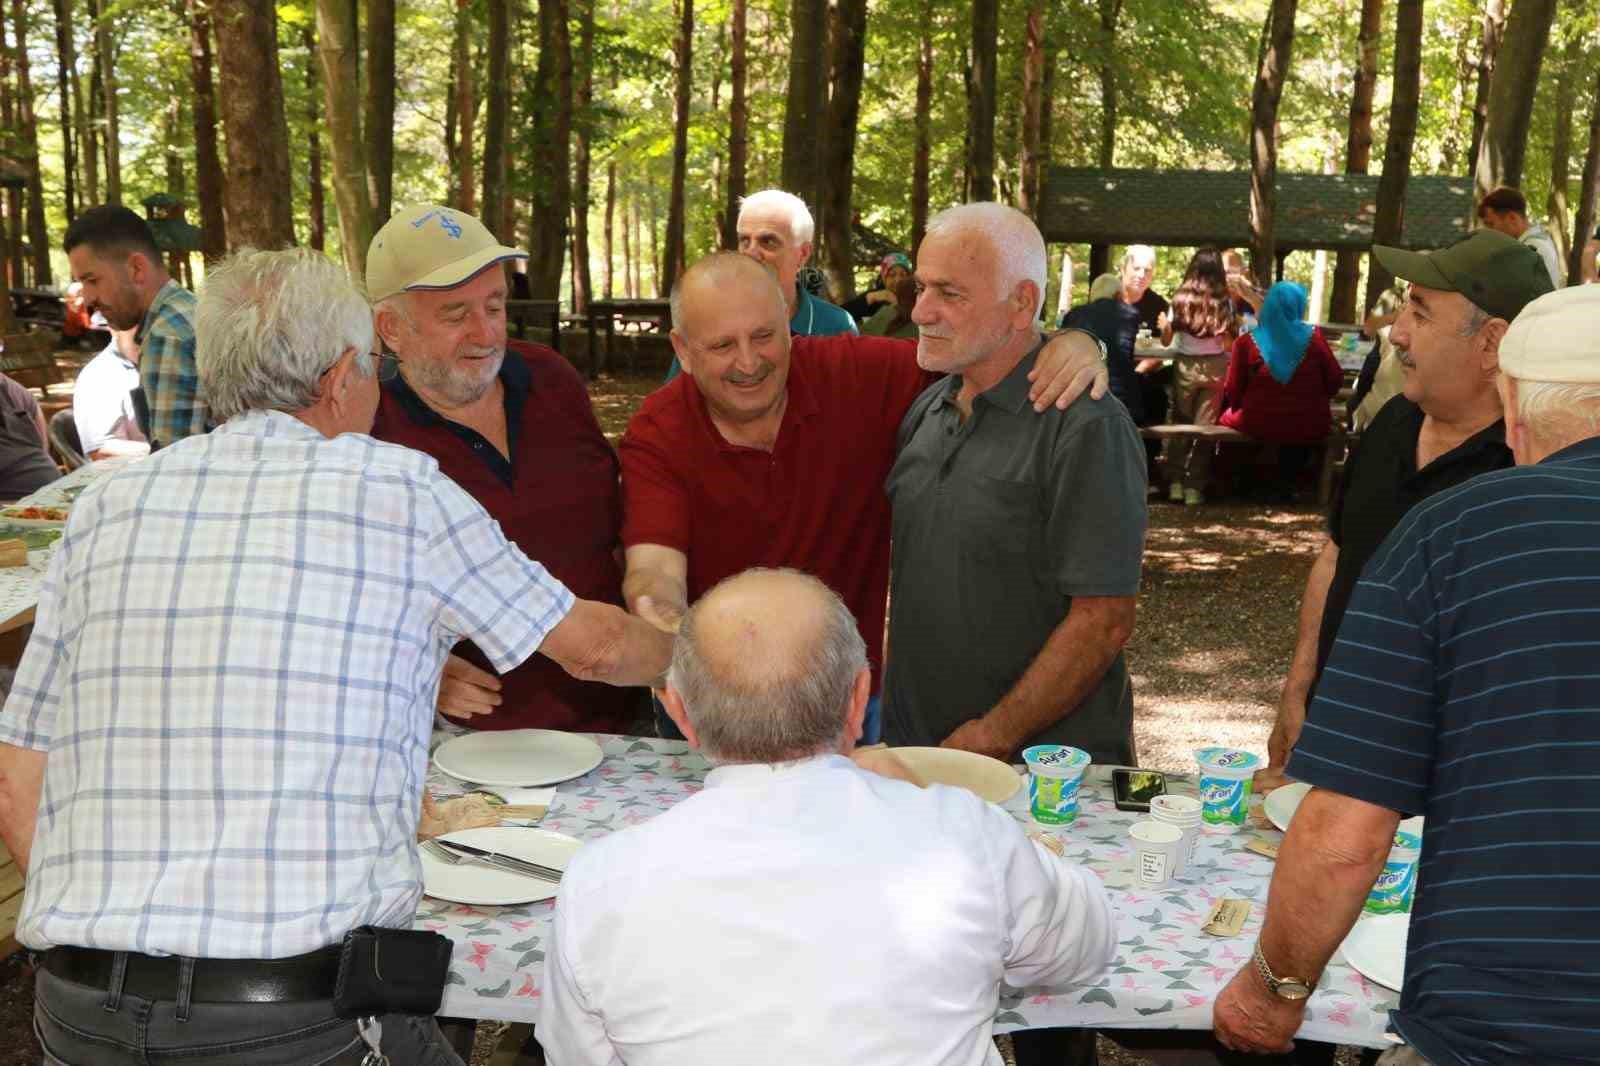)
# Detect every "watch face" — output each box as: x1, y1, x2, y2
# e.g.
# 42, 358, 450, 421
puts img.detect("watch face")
1276, 980, 1313, 1002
